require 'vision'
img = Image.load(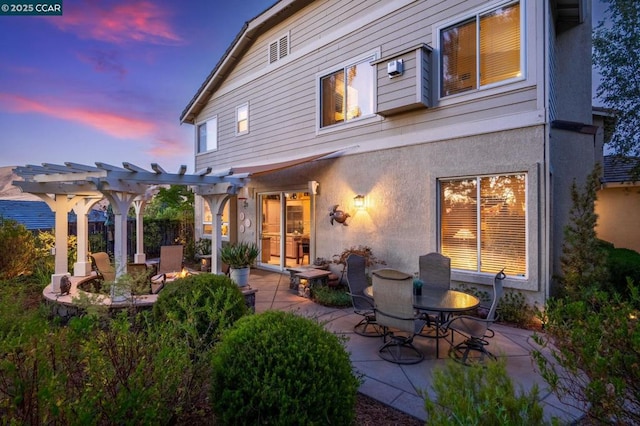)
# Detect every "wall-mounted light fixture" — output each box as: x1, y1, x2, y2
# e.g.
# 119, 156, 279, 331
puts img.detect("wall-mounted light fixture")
354, 194, 365, 209
238, 187, 249, 208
